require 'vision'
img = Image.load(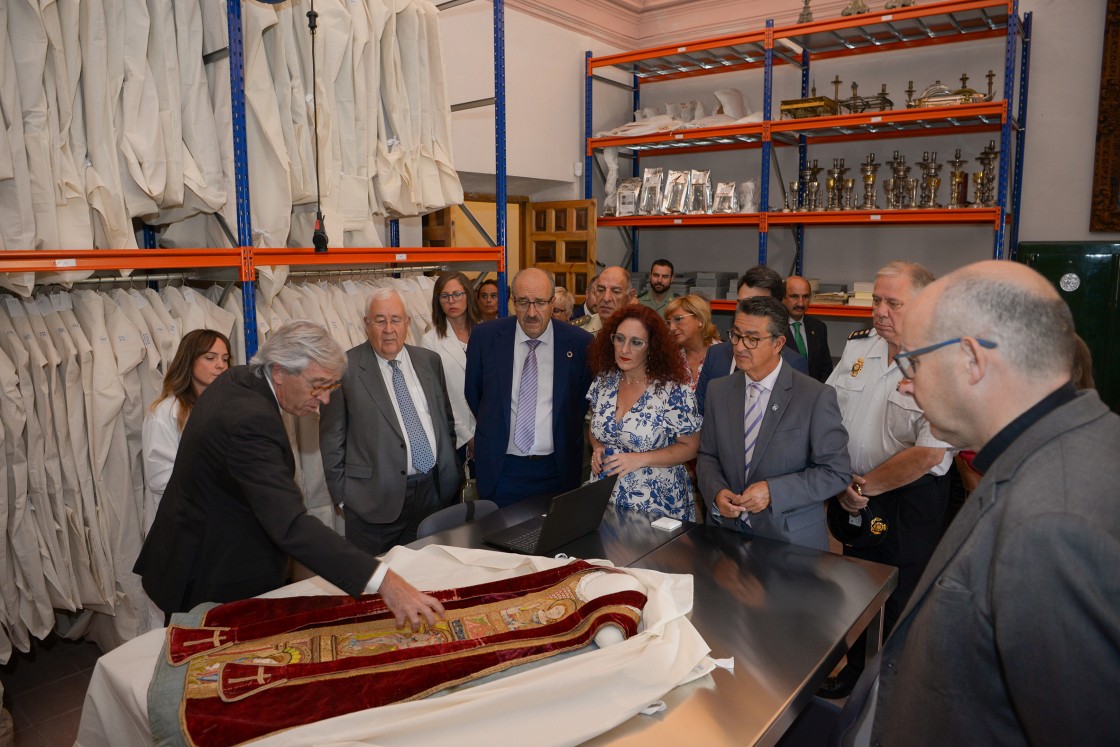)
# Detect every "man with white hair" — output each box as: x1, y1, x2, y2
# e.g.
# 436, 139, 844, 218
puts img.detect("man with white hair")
320, 288, 460, 556
135, 320, 444, 630
873, 260, 1120, 744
